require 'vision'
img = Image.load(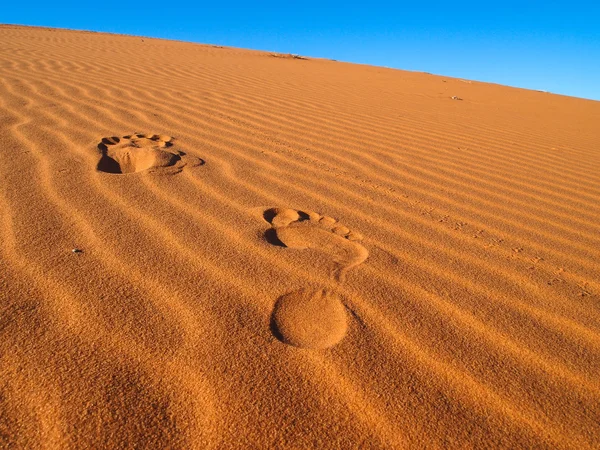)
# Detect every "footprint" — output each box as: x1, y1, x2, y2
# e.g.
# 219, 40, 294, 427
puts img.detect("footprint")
271, 288, 348, 349
263, 208, 368, 281
96, 134, 202, 174
264, 208, 368, 349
